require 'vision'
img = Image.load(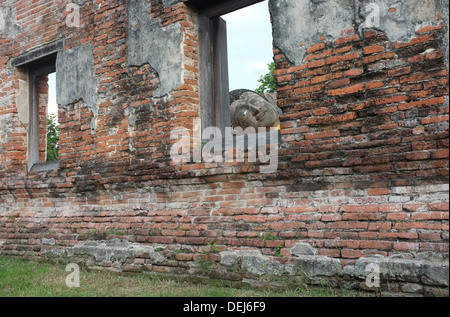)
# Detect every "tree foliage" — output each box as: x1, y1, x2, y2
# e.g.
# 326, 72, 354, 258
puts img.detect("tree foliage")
255, 62, 276, 95
46, 114, 60, 162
